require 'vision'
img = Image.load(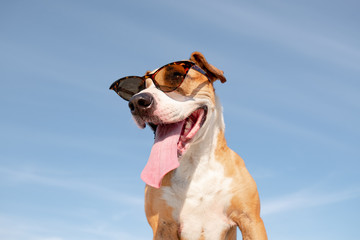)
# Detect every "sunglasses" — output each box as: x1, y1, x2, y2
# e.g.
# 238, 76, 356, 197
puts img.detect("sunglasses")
109, 61, 209, 101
